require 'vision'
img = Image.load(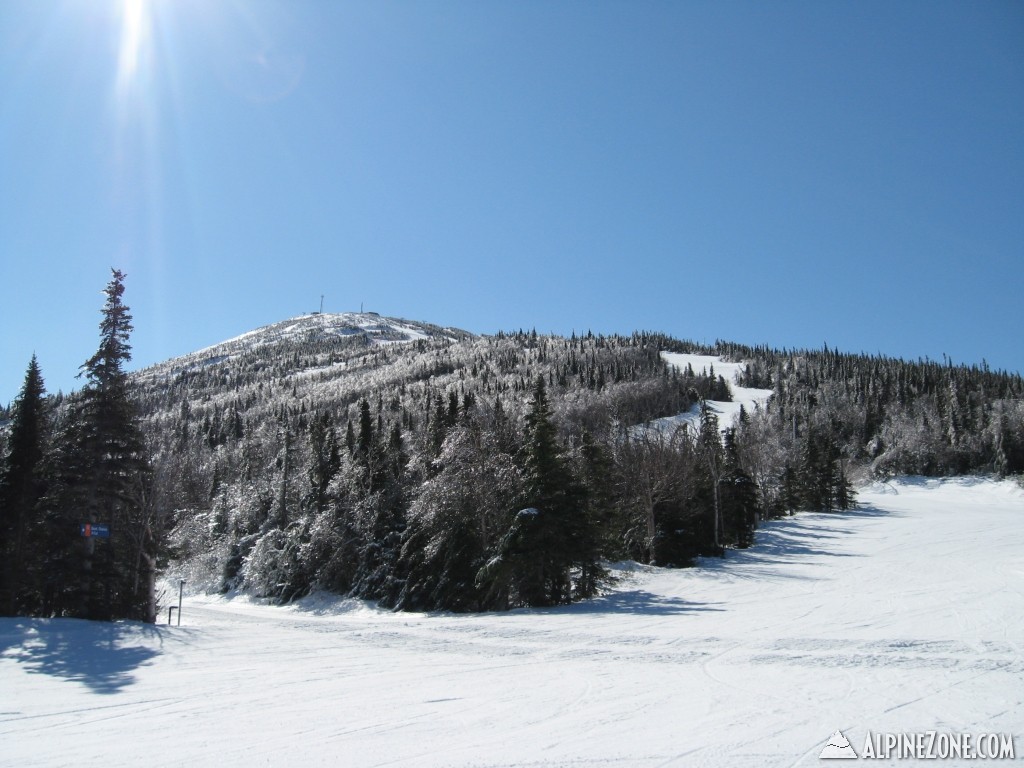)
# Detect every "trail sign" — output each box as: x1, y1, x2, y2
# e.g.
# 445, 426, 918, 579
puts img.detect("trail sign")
80, 523, 110, 538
